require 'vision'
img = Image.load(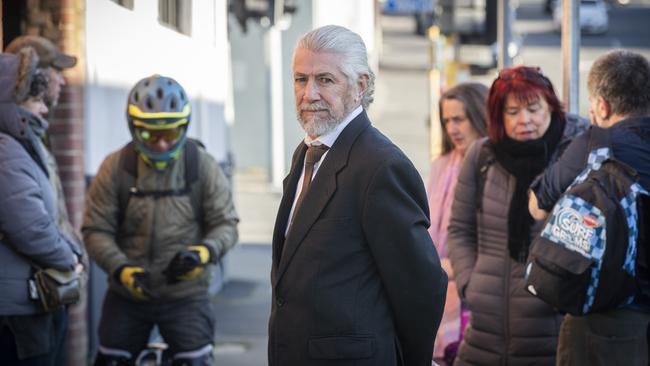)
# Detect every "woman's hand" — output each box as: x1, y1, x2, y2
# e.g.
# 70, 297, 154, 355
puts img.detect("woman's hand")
441, 258, 454, 279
